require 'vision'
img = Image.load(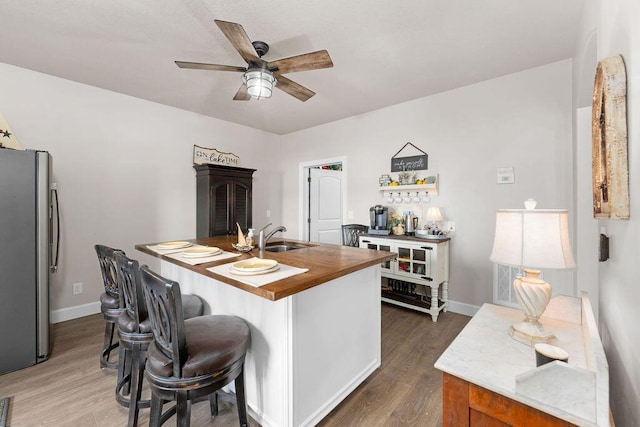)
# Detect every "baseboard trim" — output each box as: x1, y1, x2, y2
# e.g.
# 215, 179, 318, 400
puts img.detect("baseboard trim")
51, 302, 101, 324
448, 300, 480, 317
300, 358, 380, 427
